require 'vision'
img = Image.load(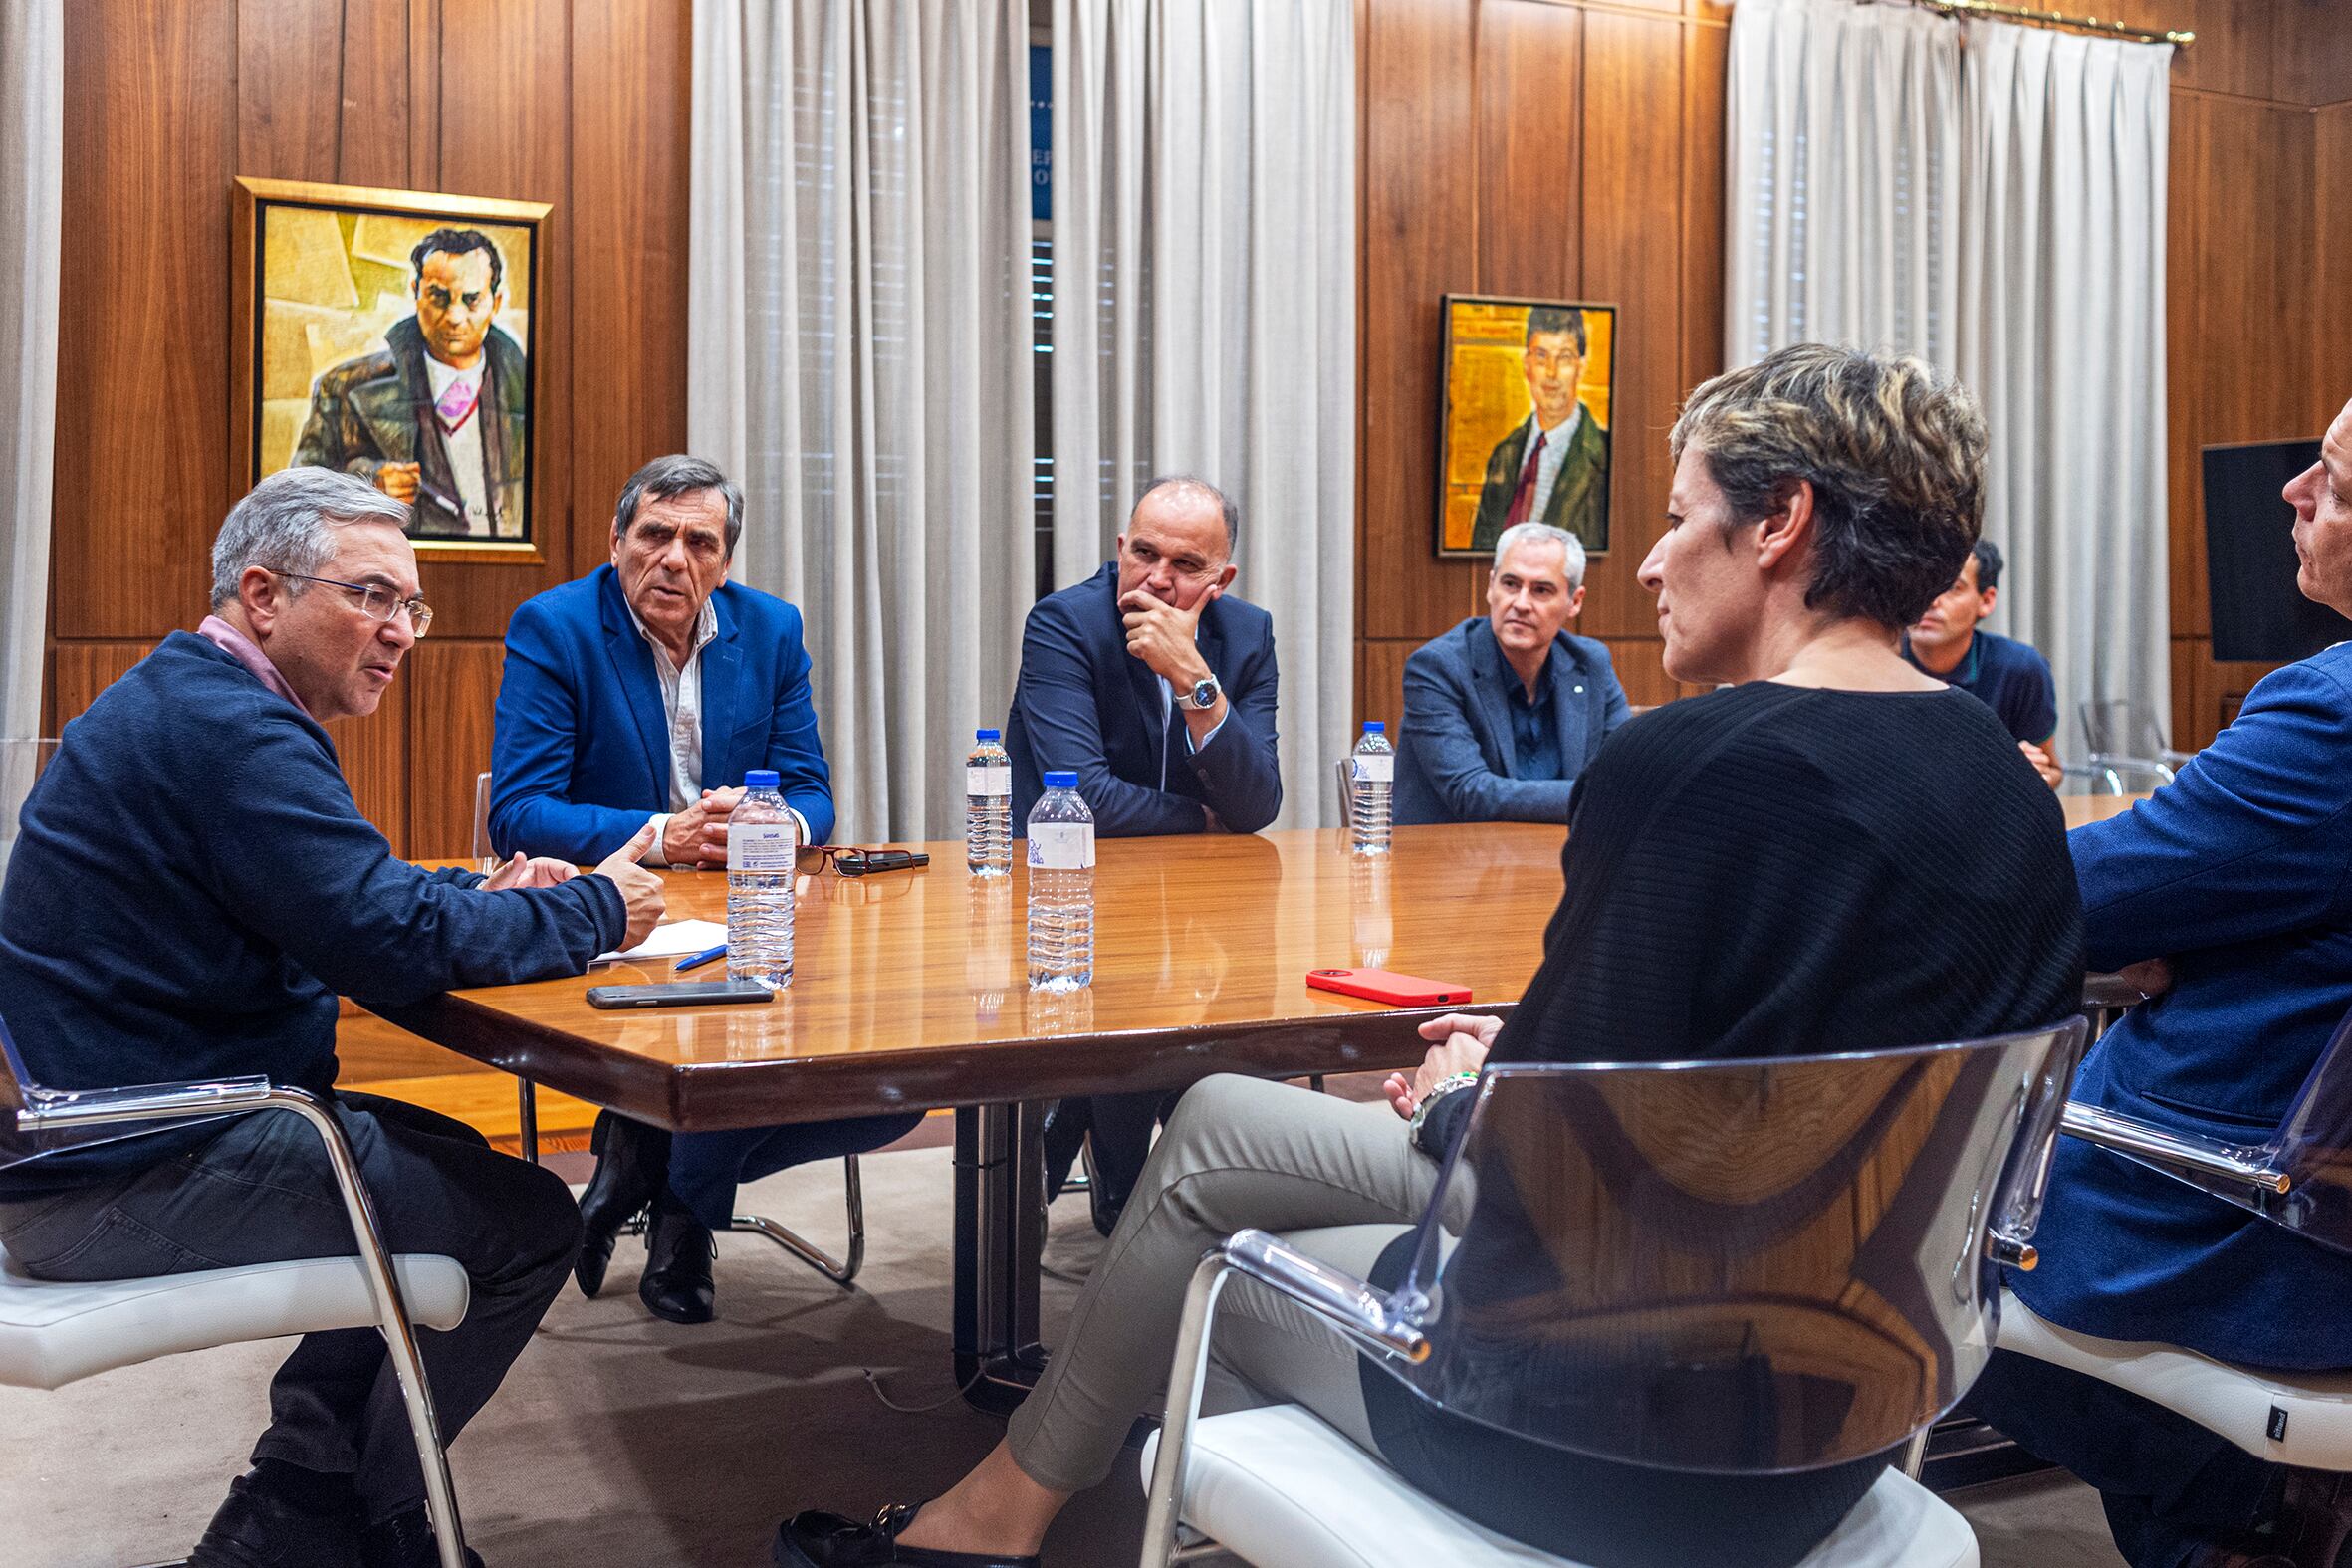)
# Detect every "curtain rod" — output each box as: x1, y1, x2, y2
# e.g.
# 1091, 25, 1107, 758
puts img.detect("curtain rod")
1915, 0, 2193, 47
